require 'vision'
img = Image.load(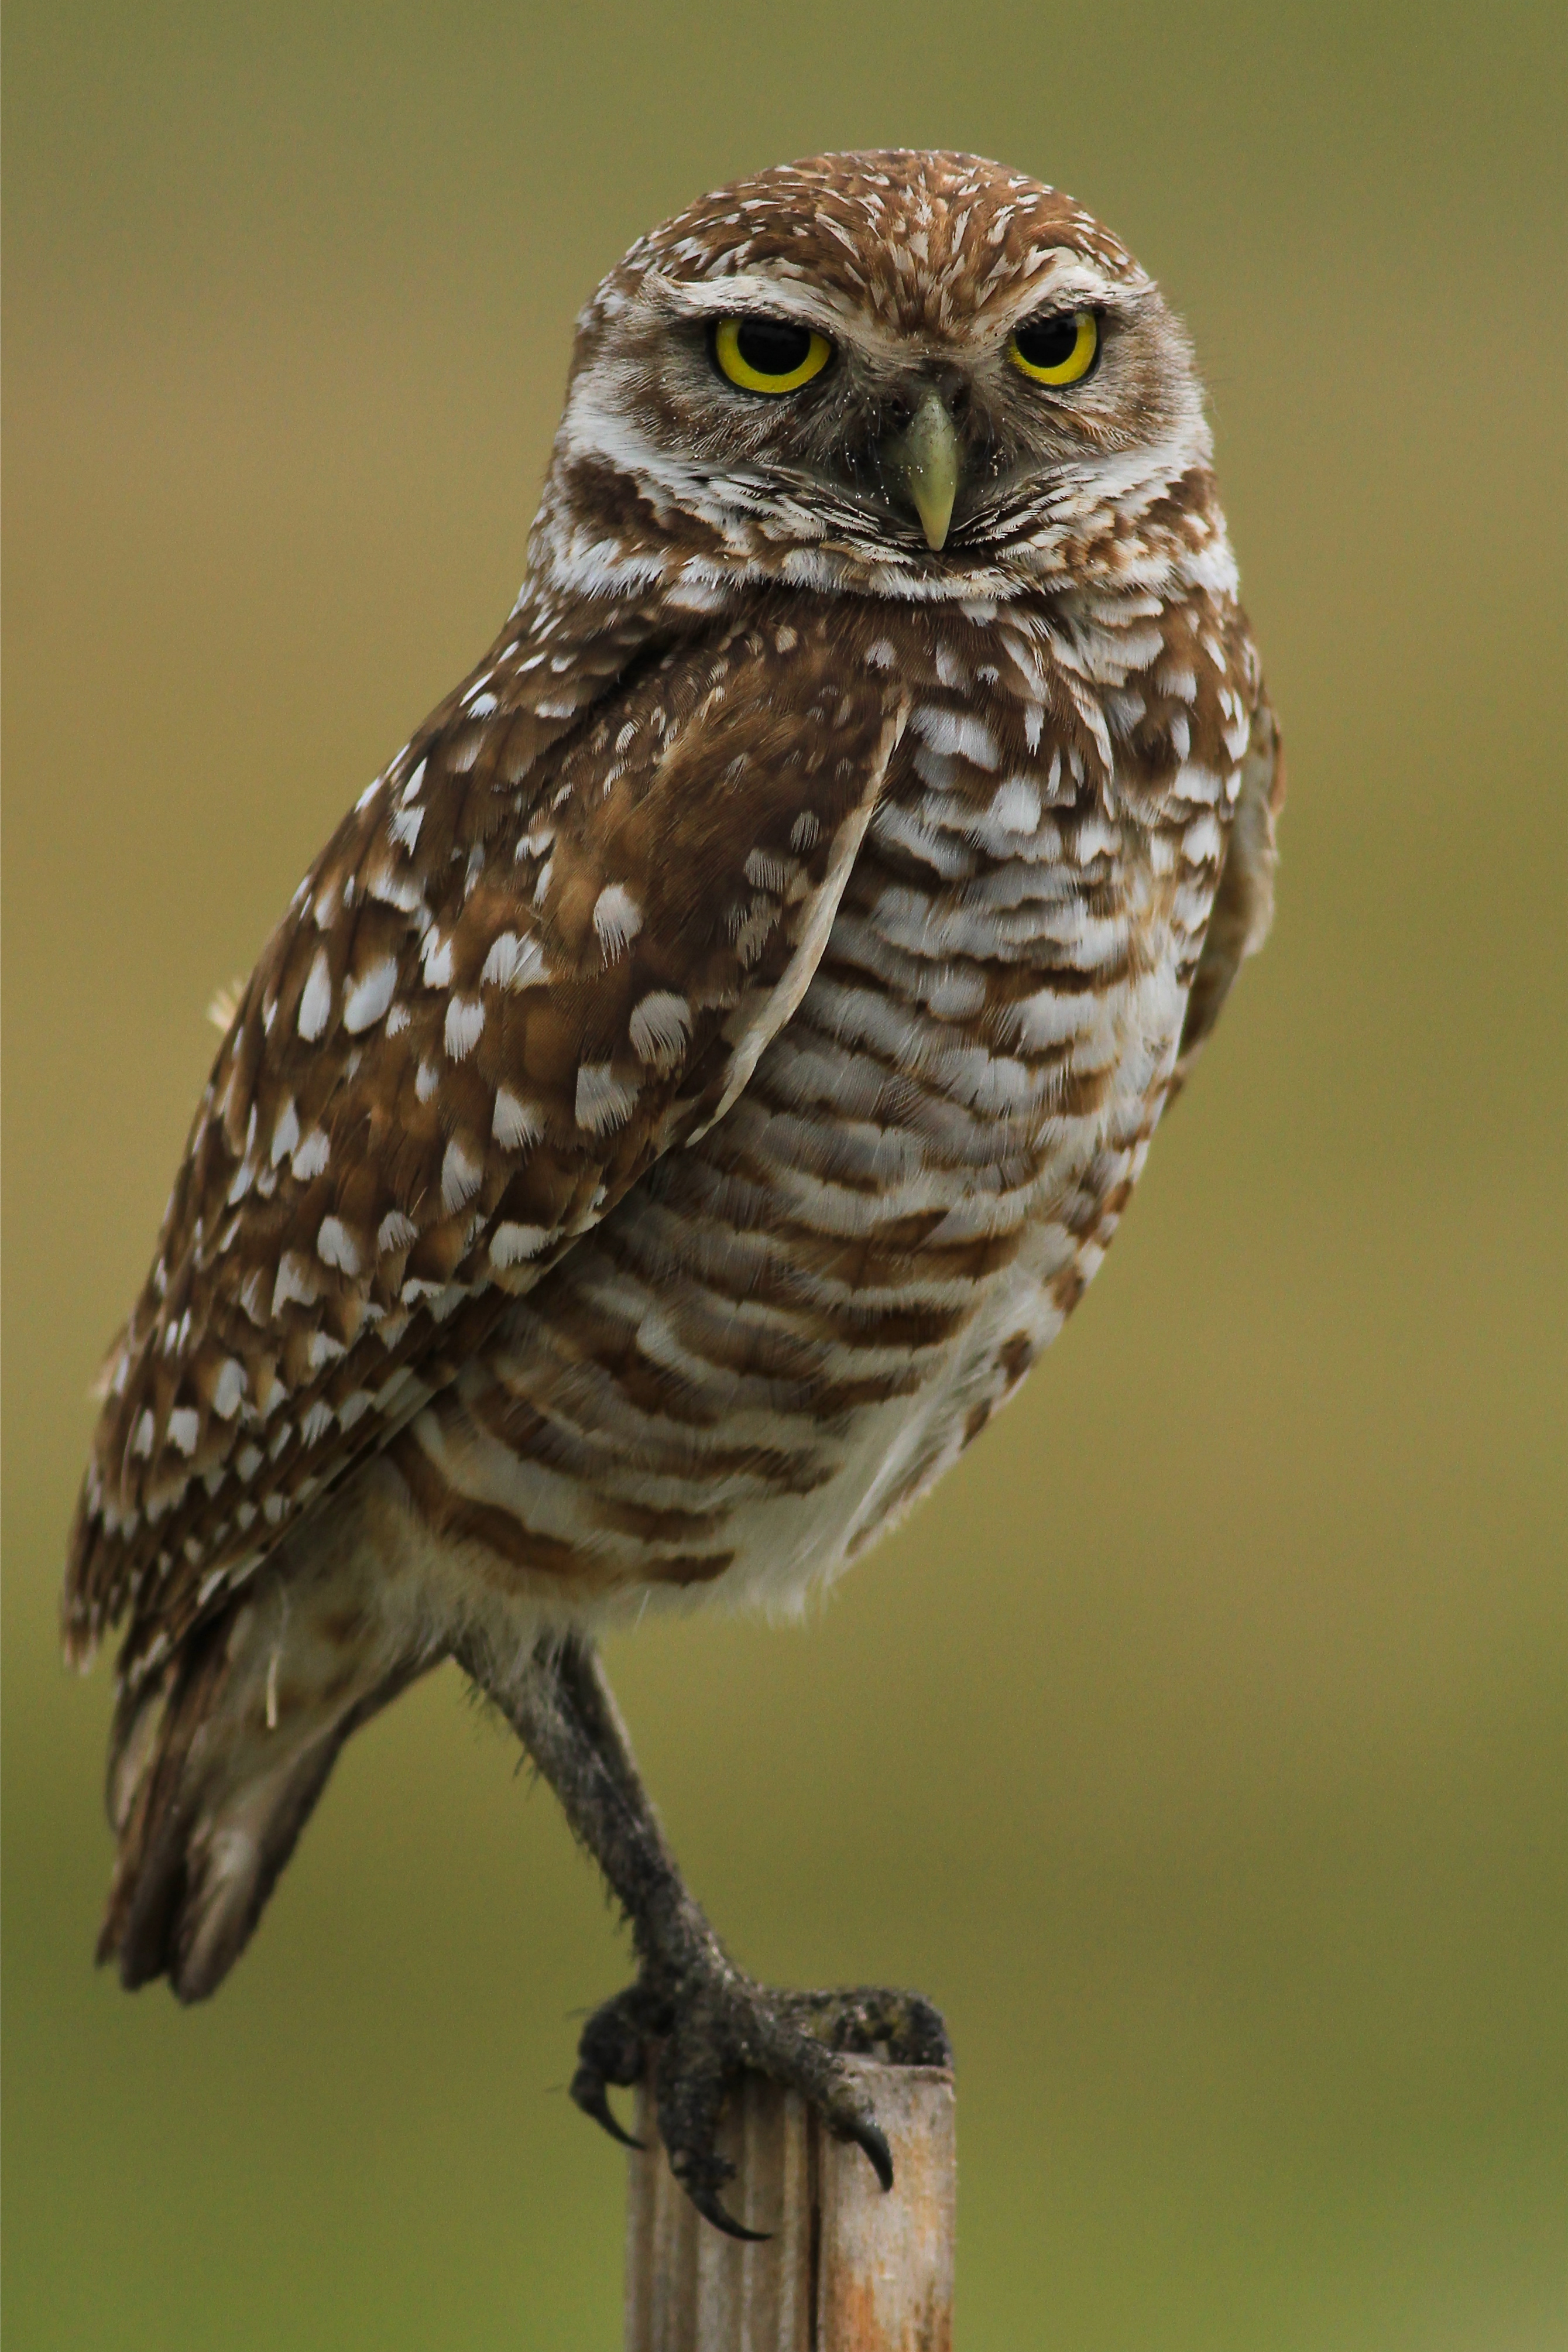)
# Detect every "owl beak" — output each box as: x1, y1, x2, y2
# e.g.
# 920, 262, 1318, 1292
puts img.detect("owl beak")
884, 389, 961, 552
